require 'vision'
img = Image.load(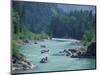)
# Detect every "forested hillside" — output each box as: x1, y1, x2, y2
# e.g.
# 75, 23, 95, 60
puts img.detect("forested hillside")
13, 1, 57, 33
12, 1, 96, 40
